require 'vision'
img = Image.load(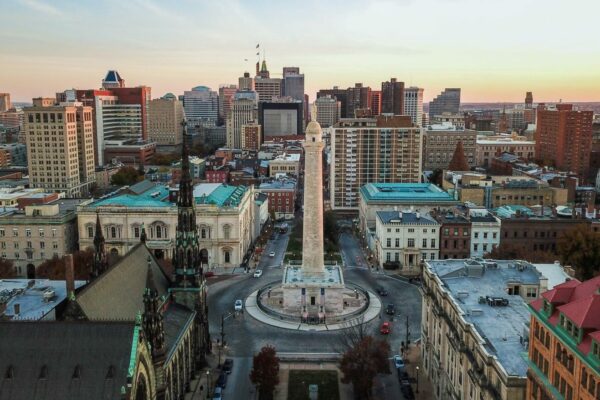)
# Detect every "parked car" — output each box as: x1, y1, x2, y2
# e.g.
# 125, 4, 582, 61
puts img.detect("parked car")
212, 386, 223, 400
380, 321, 391, 334
386, 303, 396, 315
253, 269, 263, 278
269, 251, 276, 257
216, 372, 228, 388
234, 299, 243, 311
204, 271, 215, 278
376, 286, 389, 296
223, 358, 233, 374
393, 355, 405, 369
